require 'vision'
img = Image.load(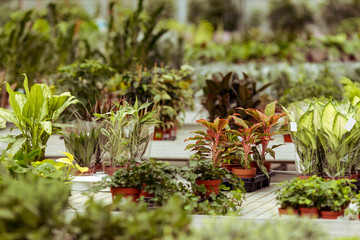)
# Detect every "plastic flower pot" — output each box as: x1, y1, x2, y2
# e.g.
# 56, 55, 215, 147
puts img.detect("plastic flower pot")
195, 179, 221, 197
232, 167, 256, 178
320, 210, 343, 219
299, 207, 319, 218
110, 187, 140, 202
